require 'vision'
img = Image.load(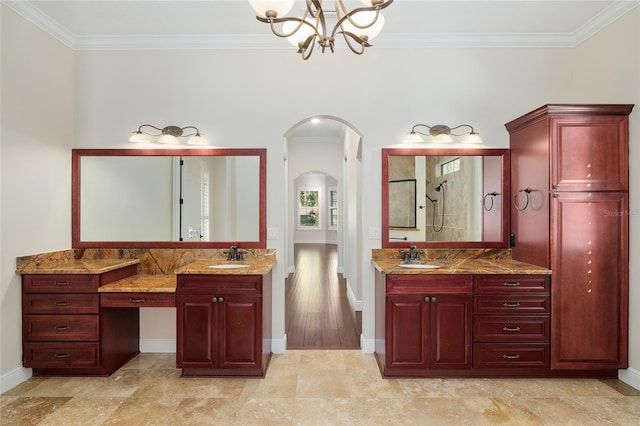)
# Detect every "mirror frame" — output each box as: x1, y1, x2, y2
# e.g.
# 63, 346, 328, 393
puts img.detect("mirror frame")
72, 148, 267, 249
382, 148, 510, 249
